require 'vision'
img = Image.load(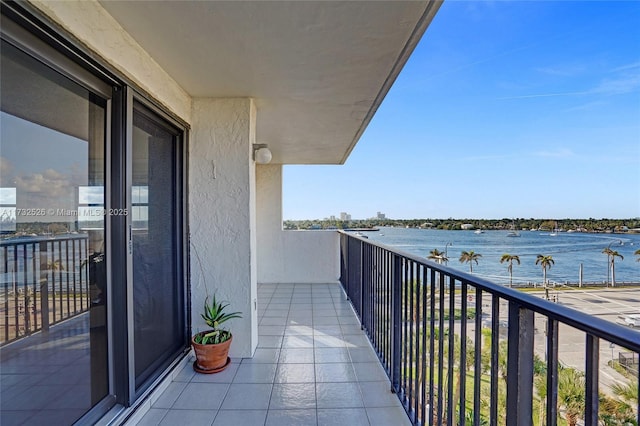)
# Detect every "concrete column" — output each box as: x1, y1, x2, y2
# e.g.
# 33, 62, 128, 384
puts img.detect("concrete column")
189, 98, 257, 357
